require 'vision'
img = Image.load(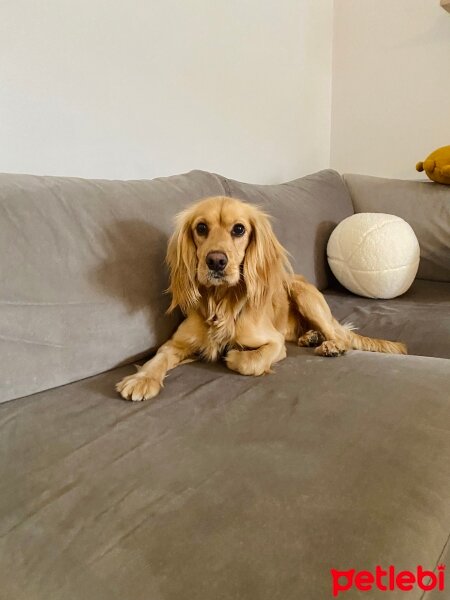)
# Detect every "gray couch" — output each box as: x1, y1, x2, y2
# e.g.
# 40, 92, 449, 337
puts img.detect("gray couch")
1, 169, 449, 600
